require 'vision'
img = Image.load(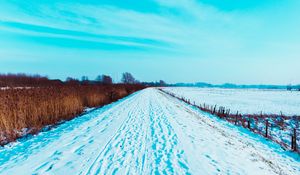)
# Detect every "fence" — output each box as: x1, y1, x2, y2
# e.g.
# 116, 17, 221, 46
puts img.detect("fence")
159, 89, 299, 153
